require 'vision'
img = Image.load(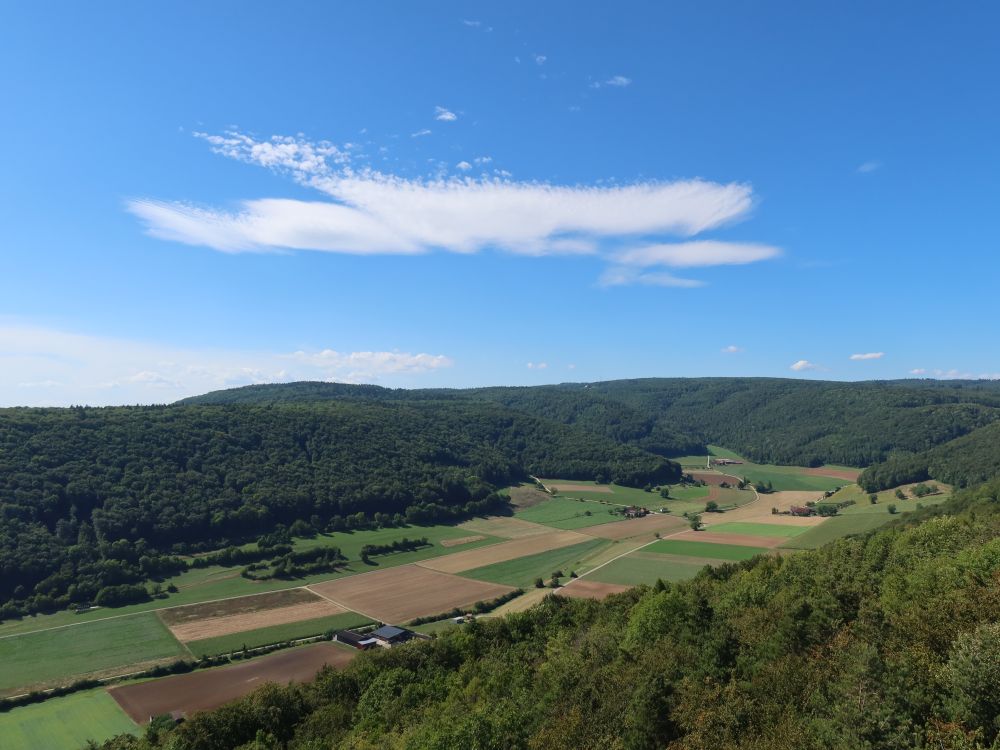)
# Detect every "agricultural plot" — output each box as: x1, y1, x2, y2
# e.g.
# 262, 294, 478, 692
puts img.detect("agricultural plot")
309, 565, 514, 623
705, 446, 851, 491
515, 496, 623, 529
779, 514, 895, 549
709, 522, 810, 538
668, 529, 788, 549
460, 539, 609, 587
557, 580, 632, 600
587, 552, 711, 586
417, 530, 591, 573
646, 539, 770, 561
109, 643, 354, 723
0, 612, 186, 697
581, 513, 687, 540
457, 516, 551, 539
186, 611, 372, 658
0, 688, 137, 750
